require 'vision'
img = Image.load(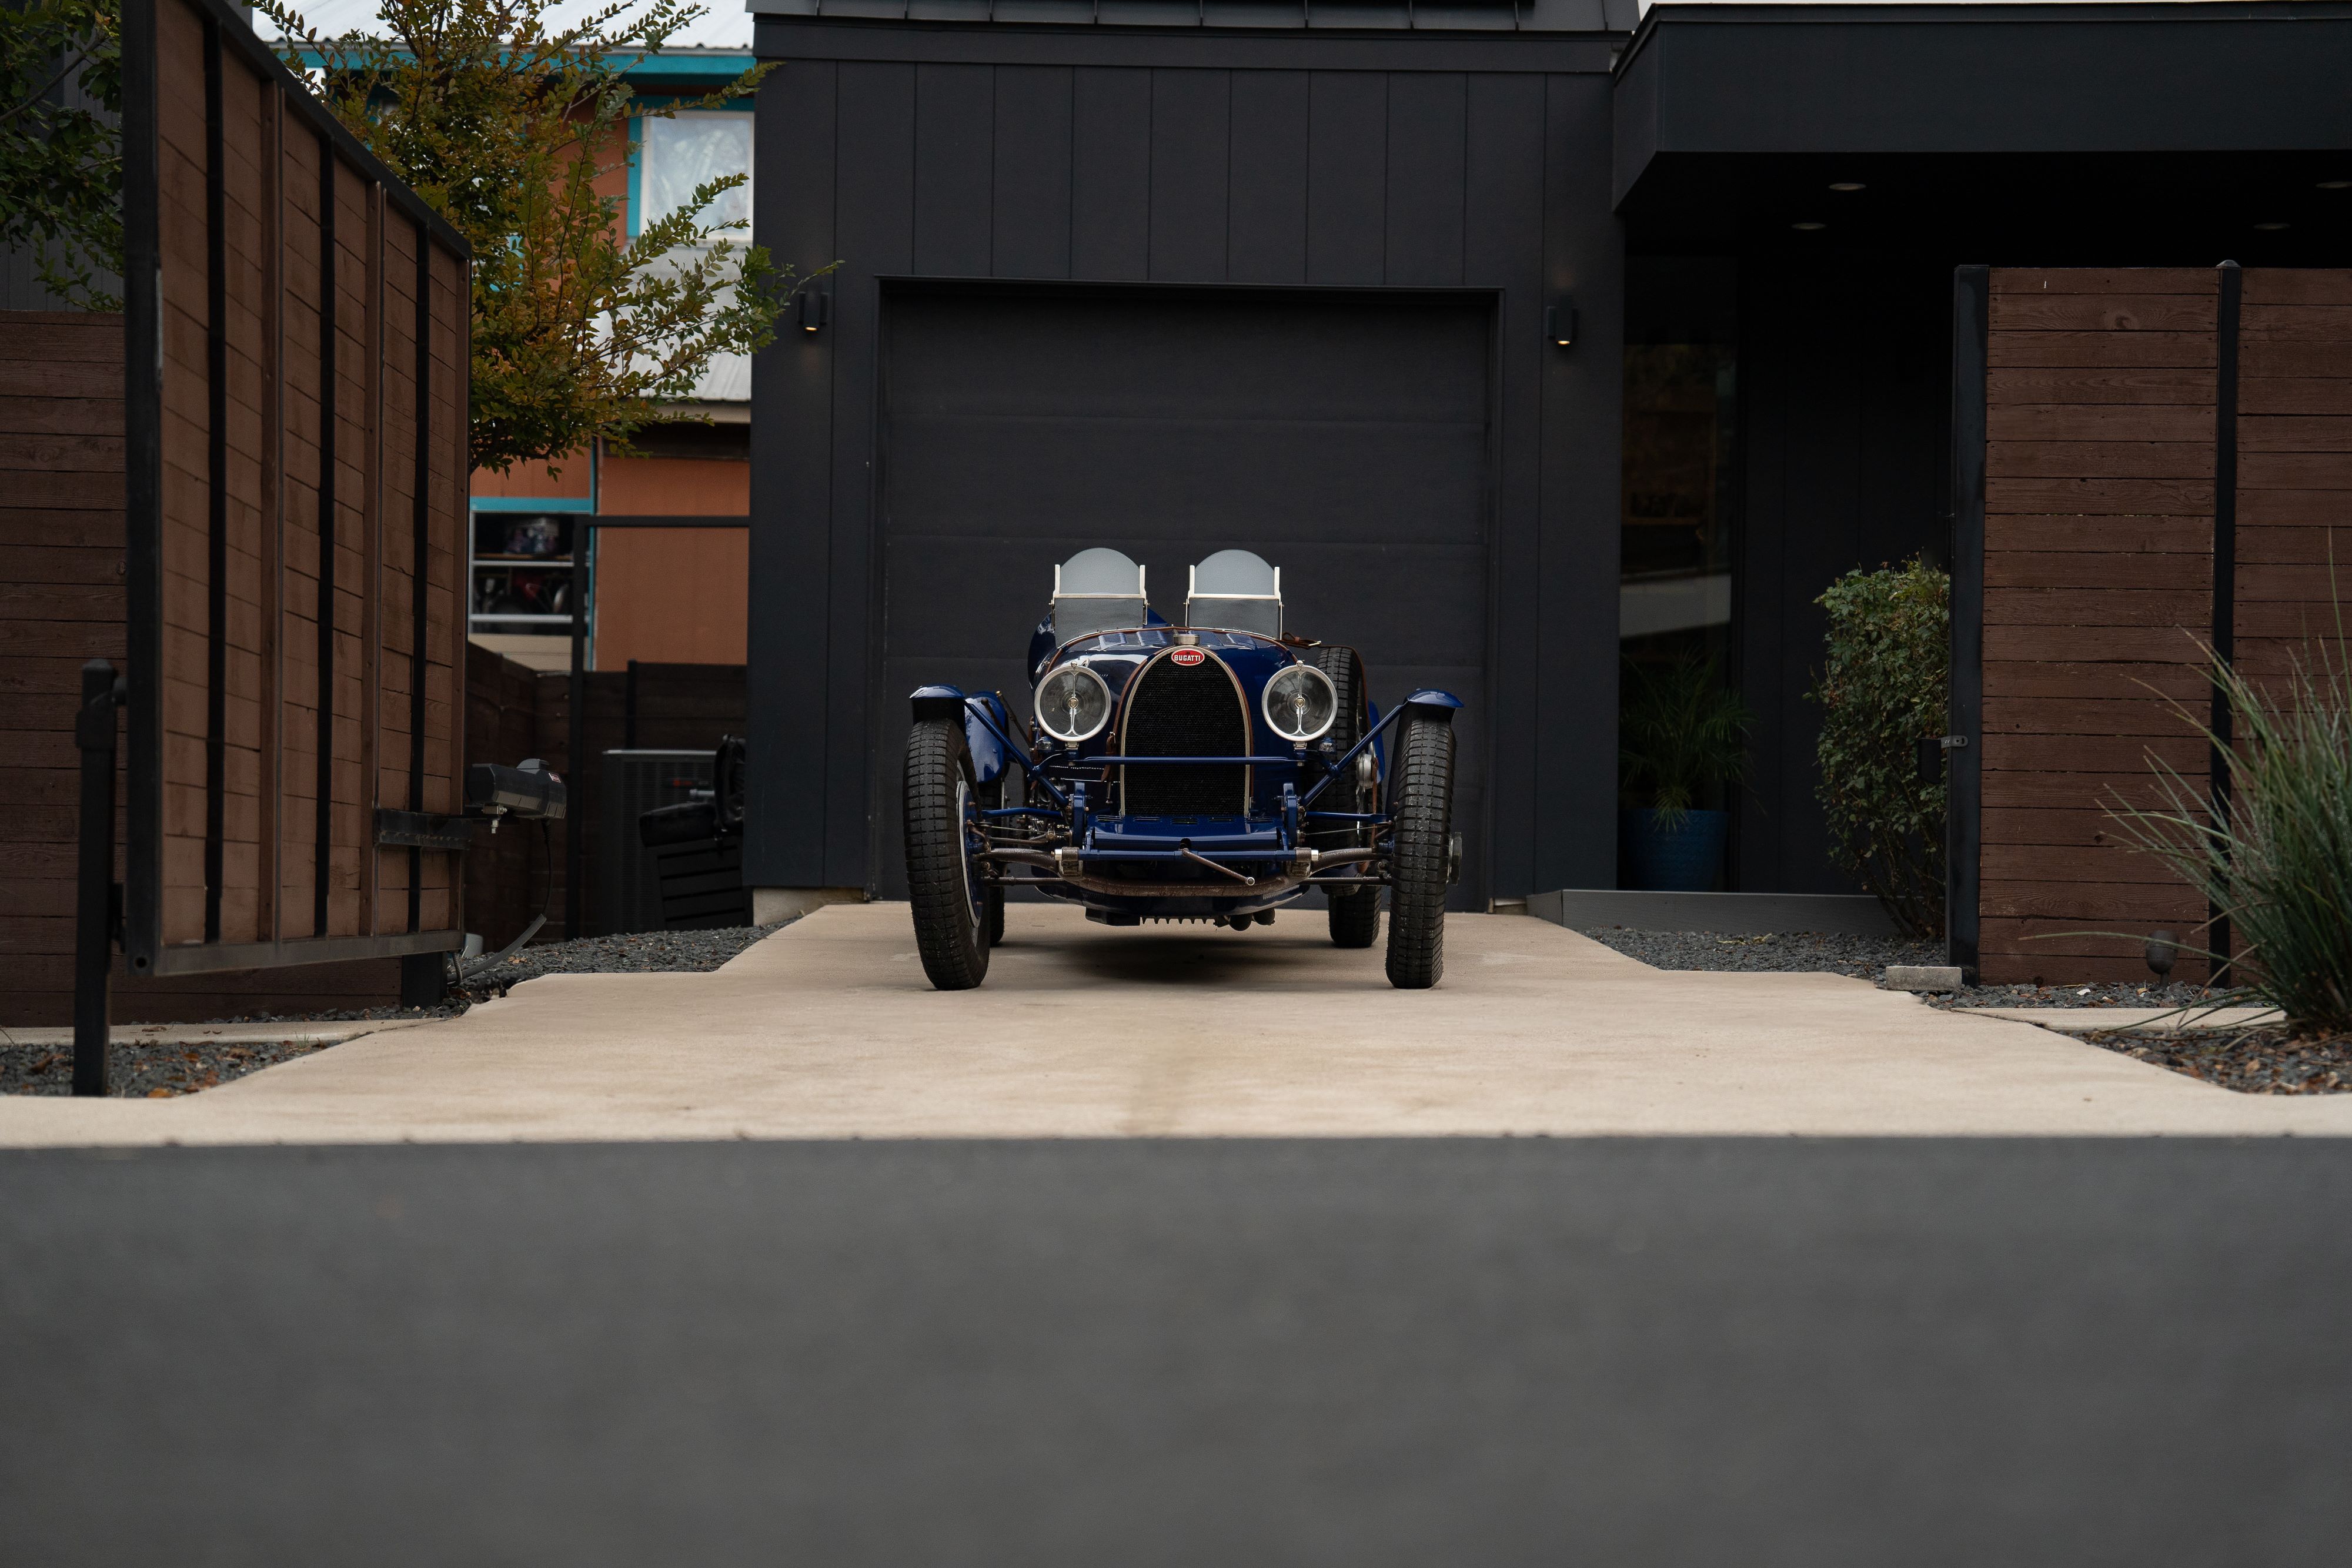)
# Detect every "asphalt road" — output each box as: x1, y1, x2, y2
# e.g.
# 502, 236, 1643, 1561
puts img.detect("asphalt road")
4, 1138, 2348, 1564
